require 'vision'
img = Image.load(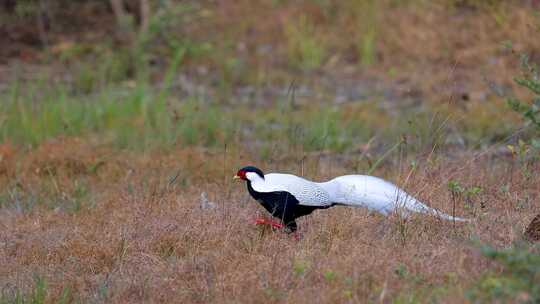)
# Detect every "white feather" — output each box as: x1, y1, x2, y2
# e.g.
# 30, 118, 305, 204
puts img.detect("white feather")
248, 173, 331, 206
246, 172, 468, 221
